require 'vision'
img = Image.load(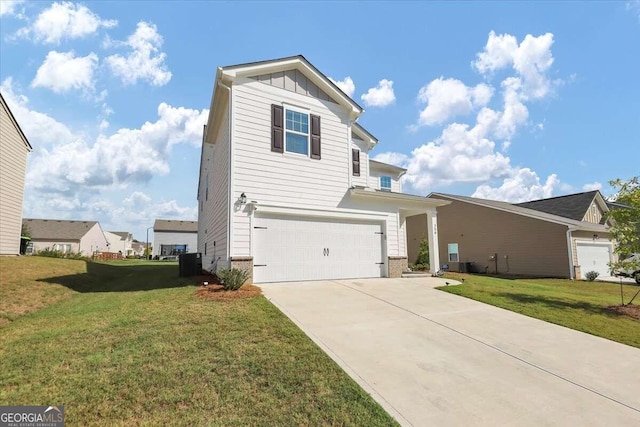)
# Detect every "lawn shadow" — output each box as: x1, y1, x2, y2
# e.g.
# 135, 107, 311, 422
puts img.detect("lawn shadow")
39, 261, 199, 292
492, 292, 624, 318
